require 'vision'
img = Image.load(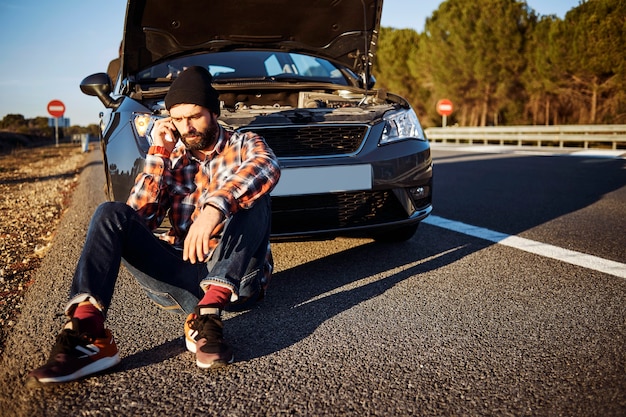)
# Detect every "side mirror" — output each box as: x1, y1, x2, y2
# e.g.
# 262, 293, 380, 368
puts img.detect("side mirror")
80, 73, 121, 109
